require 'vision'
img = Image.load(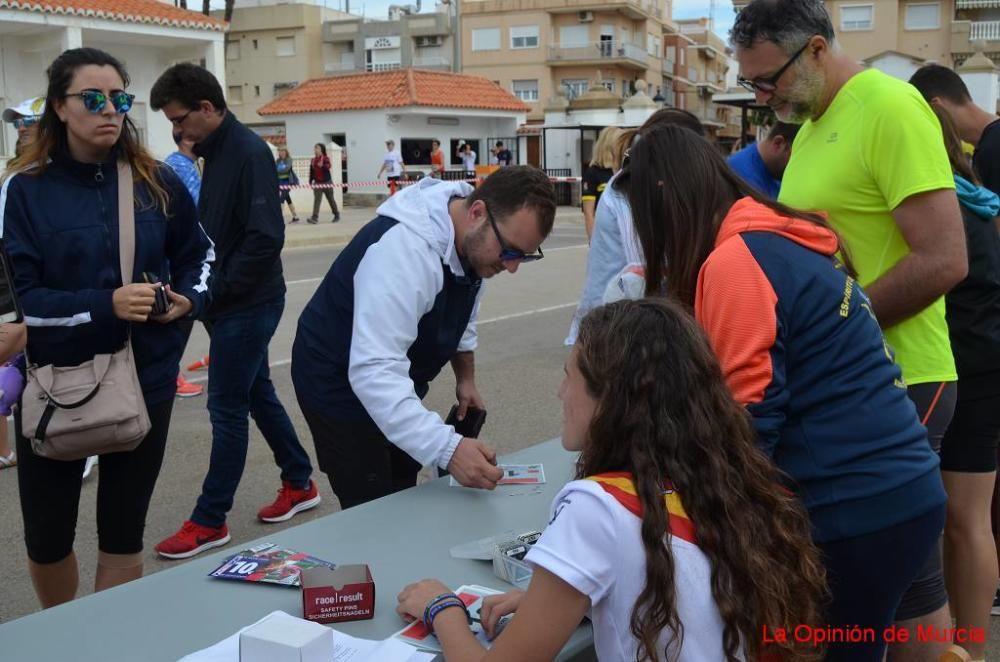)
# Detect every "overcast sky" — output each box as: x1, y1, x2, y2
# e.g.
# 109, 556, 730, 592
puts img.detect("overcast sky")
209, 0, 735, 38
